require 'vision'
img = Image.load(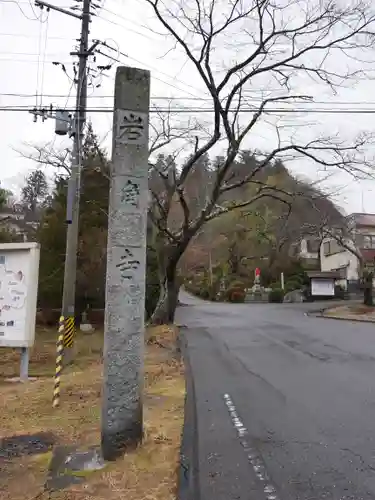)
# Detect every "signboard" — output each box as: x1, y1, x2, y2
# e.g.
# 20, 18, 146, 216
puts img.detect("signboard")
0, 243, 40, 347
311, 278, 334, 297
